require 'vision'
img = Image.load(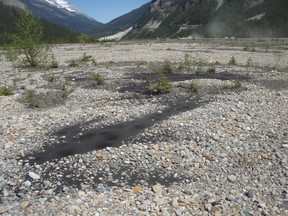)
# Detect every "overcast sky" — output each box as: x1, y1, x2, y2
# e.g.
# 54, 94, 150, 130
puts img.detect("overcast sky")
68, 0, 150, 23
